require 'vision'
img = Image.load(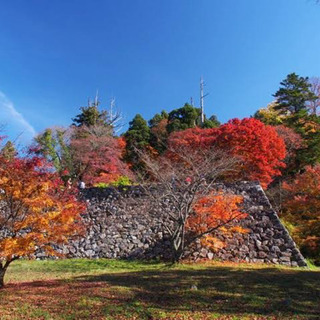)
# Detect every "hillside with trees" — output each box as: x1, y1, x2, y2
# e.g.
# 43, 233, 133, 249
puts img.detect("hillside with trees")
1, 73, 320, 271
21, 72, 318, 265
